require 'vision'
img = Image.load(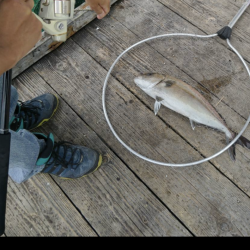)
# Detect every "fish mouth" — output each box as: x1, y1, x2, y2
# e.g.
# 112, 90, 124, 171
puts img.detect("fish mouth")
134, 75, 143, 87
